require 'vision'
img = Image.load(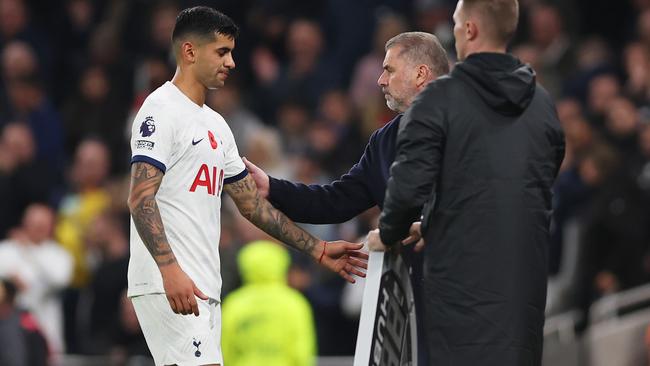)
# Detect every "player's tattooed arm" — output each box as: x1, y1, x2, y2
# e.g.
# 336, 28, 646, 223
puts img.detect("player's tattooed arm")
225, 174, 319, 256
127, 162, 176, 267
